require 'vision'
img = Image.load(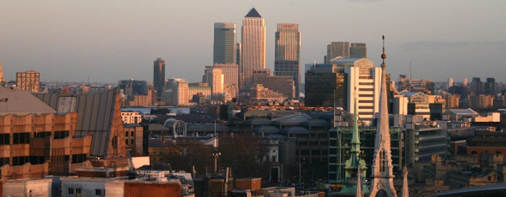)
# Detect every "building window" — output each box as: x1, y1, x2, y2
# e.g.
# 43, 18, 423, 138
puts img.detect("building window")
13, 133, 30, 144
76, 188, 82, 194
131, 131, 135, 136
68, 188, 74, 195
95, 189, 102, 196
125, 131, 129, 137
131, 139, 134, 145
125, 139, 129, 145
0, 134, 9, 145
54, 131, 70, 139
